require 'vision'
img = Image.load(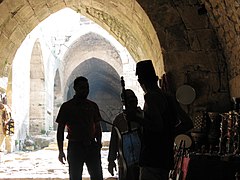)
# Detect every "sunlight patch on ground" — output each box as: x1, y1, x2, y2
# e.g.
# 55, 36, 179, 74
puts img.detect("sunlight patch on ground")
0, 132, 118, 179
